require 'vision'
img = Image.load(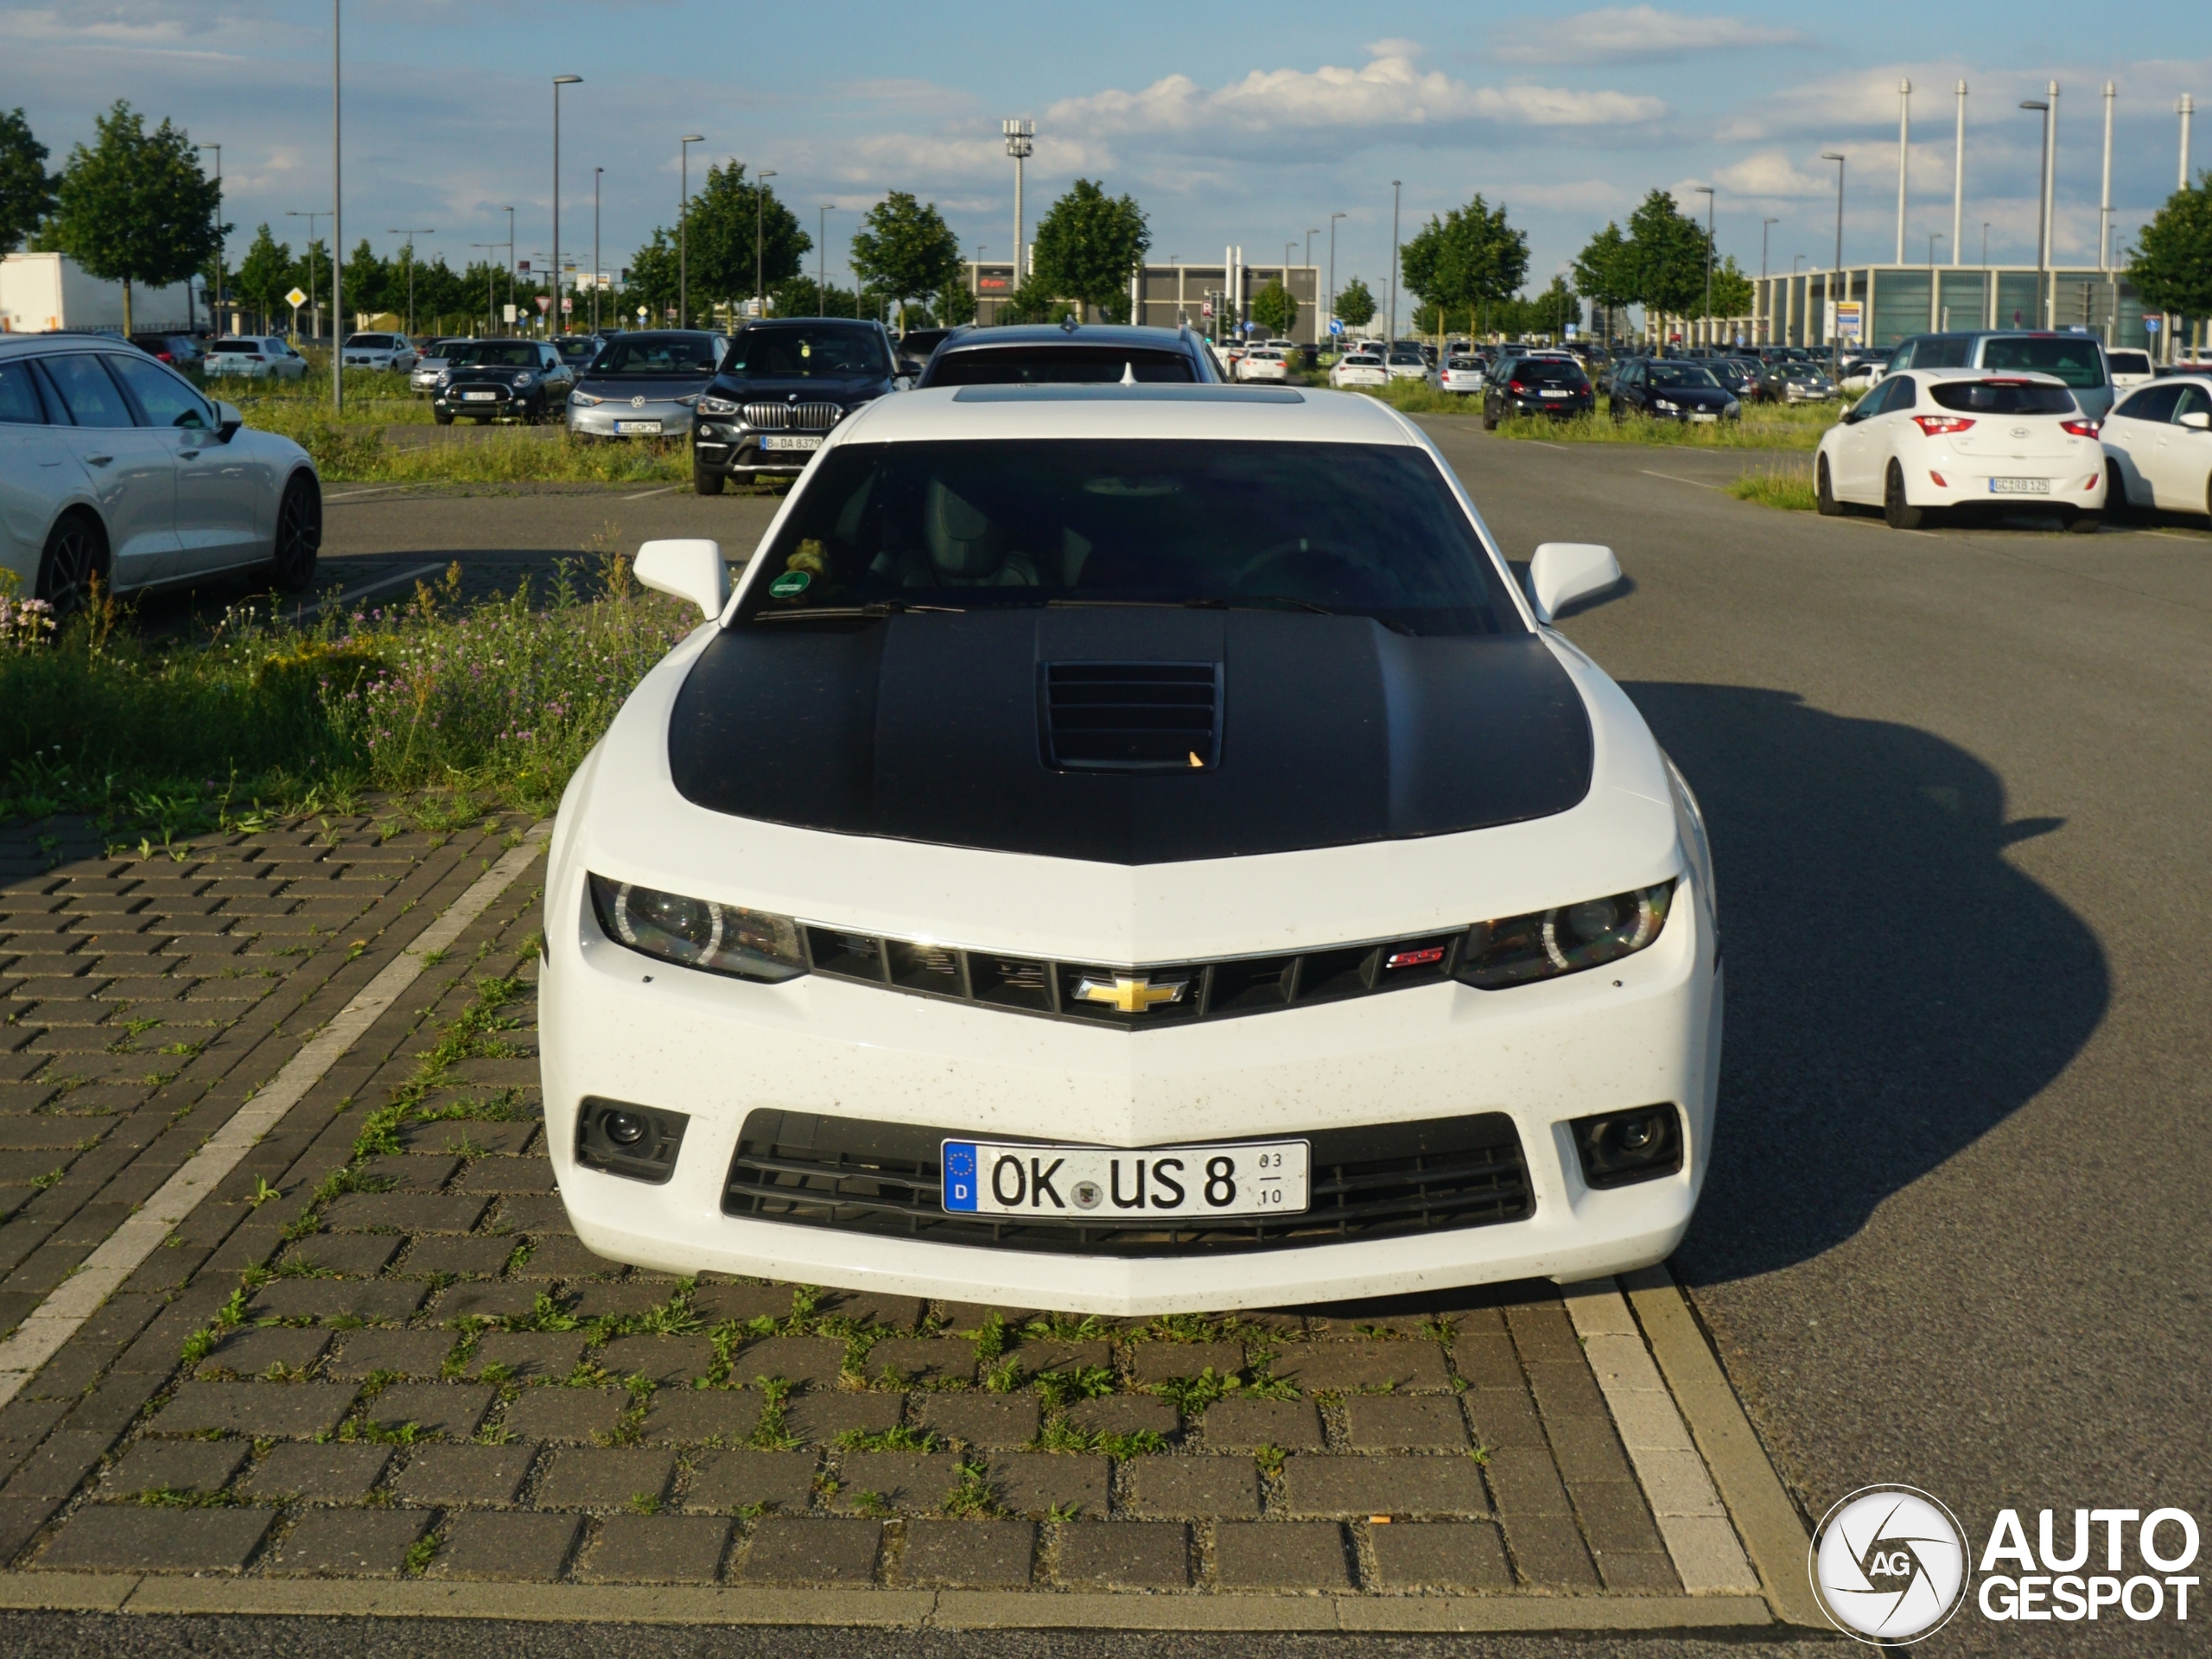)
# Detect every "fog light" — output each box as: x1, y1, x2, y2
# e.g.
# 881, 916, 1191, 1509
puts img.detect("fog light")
576, 1096, 689, 1184
1570, 1104, 1683, 1189
603, 1111, 646, 1147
